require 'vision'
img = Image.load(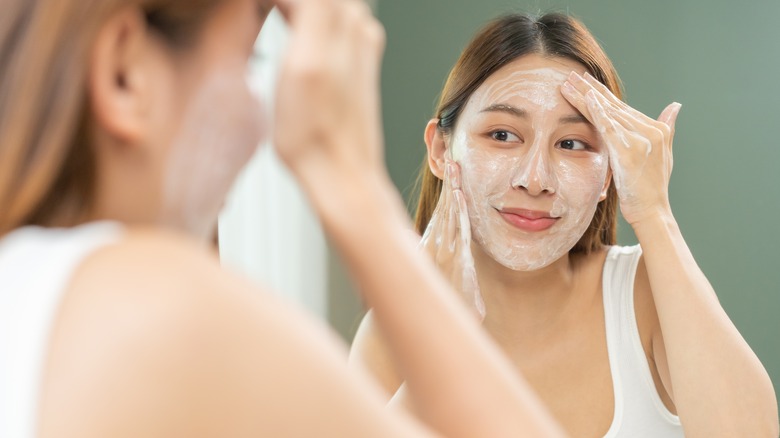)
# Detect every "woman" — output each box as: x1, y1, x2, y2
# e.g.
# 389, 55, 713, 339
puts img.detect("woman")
350, 13, 778, 437
0, 0, 567, 437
